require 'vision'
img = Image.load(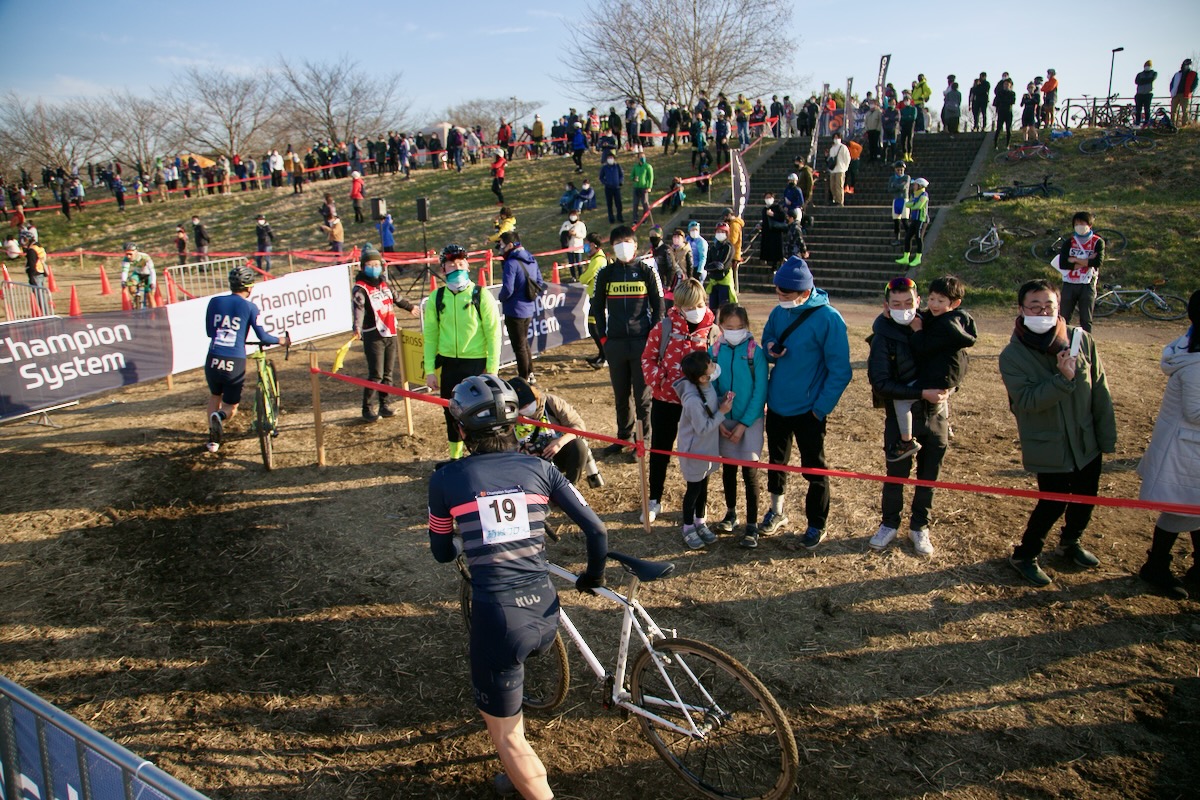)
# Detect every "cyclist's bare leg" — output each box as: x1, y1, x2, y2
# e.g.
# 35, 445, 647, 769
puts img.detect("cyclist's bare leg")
206, 395, 239, 422
481, 710, 553, 800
